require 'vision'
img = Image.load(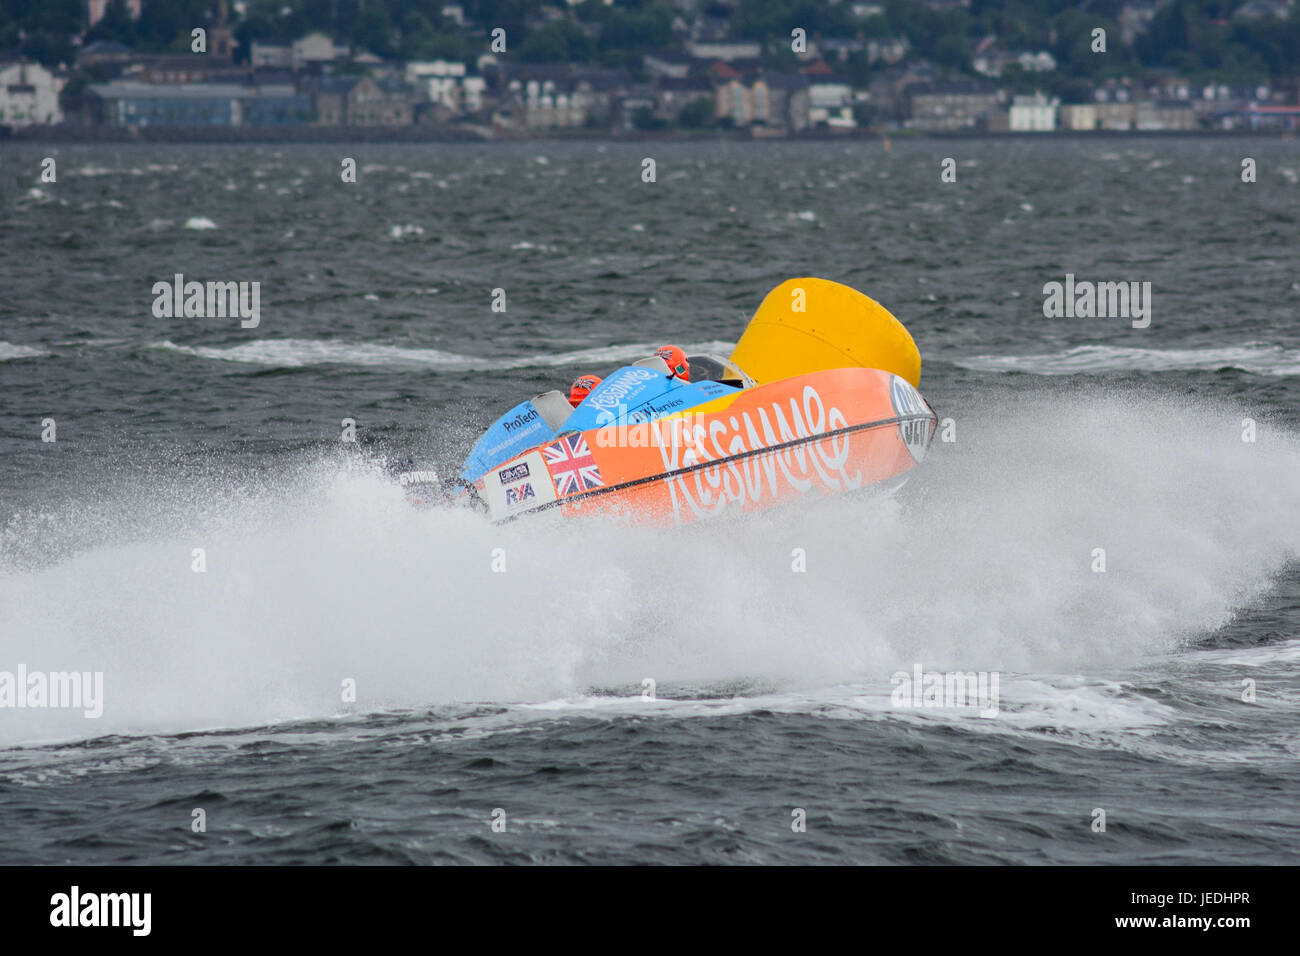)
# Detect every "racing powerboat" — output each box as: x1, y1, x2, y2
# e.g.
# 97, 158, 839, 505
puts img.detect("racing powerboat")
398, 277, 937, 526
